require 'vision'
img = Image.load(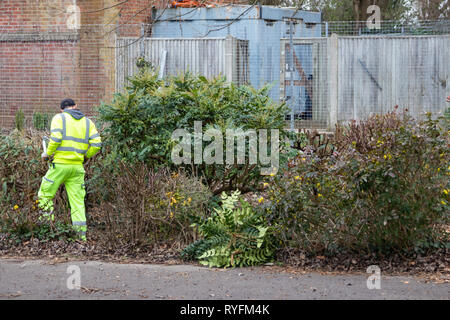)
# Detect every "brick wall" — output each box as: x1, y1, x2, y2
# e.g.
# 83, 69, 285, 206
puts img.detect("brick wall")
0, 0, 156, 128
